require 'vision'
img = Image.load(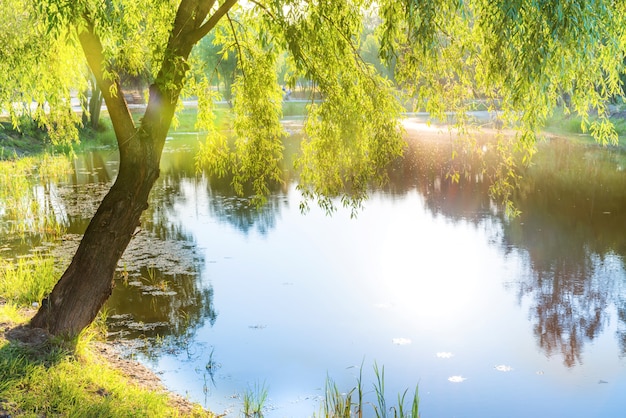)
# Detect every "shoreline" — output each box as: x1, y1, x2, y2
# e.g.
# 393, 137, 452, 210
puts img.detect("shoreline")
0, 307, 212, 417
